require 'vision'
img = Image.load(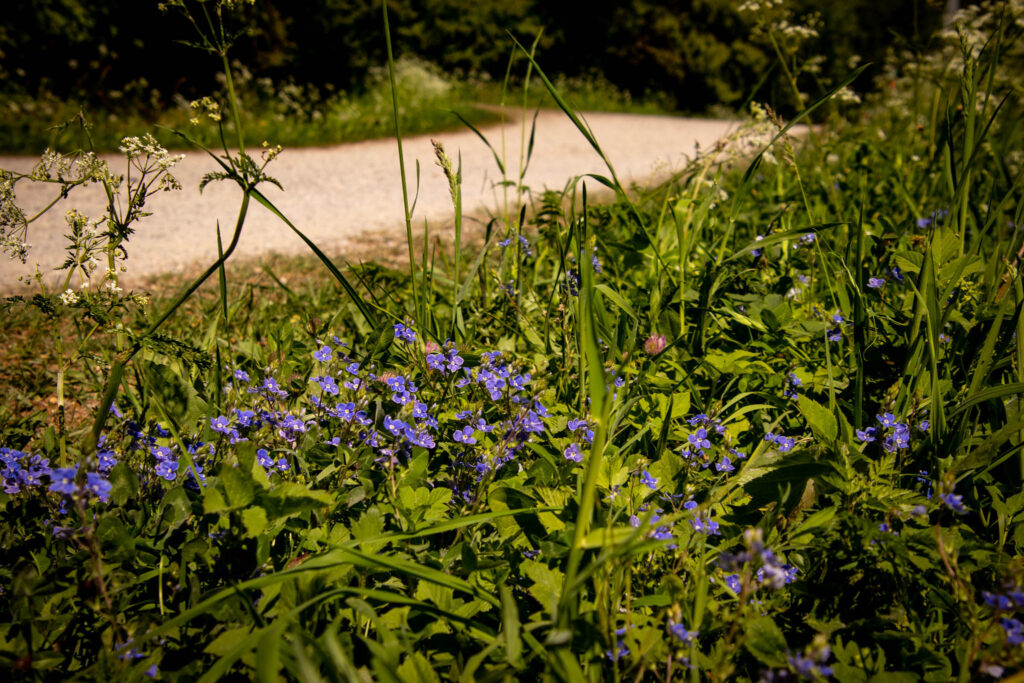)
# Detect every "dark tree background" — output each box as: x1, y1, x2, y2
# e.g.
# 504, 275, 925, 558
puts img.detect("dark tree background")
0, 0, 945, 116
